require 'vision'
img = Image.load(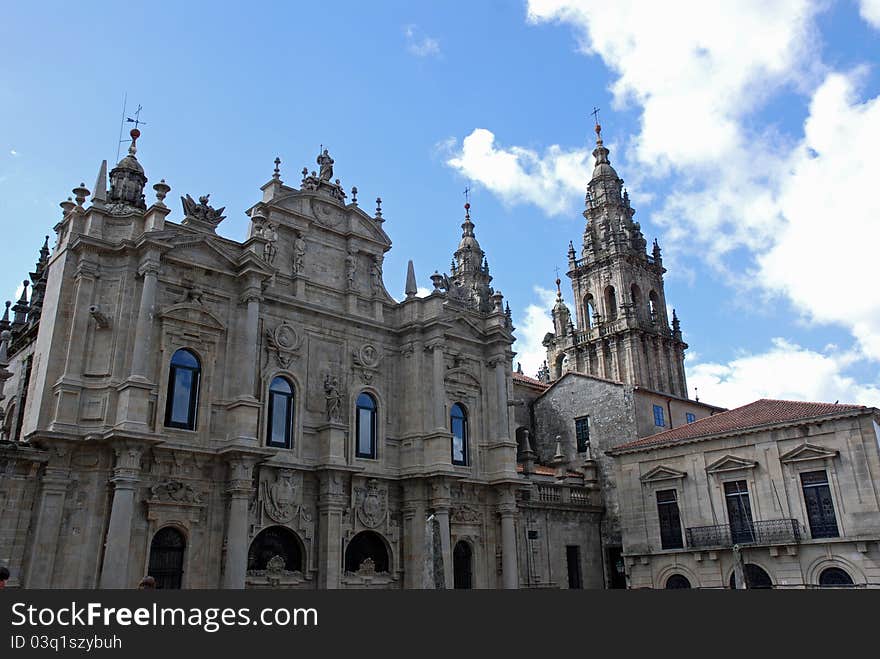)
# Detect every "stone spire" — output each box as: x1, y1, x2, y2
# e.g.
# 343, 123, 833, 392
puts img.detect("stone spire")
108, 128, 147, 210
11, 281, 29, 329
27, 236, 50, 326
92, 159, 108, 204
446, 202, 495, 313
405, 260, 418, 299
551, 277, 571, 337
